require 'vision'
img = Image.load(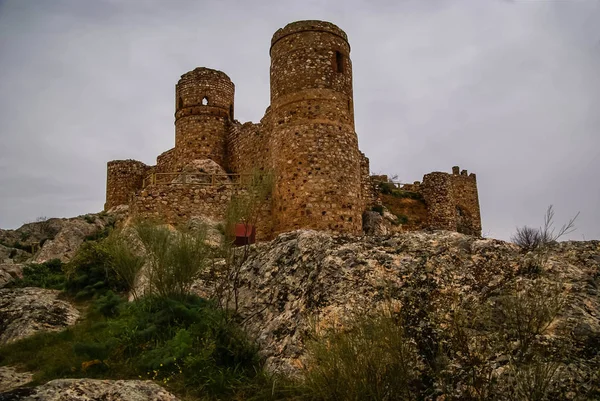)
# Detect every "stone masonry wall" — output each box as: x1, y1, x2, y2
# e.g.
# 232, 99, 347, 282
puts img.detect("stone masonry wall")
130, 184, 274, 241
105, 160, 149, 210
227, 122, 272, 175
174, 68, 234, 169
156, 148, 177, 173
269, 20, 362, 235
420, 166, 481, 236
